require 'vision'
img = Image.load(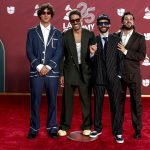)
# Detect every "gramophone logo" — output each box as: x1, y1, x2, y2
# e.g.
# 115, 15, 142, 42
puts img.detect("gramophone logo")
7, 6, 15, 14
142, 54, 150, 66
63, 4, 72, 21
34, 4, 39, 16
143, 7, 150, 19
117, 8, 125, 16
144, 33, 150, 40
142, 79, 150, 87
63, 2, 96, 31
